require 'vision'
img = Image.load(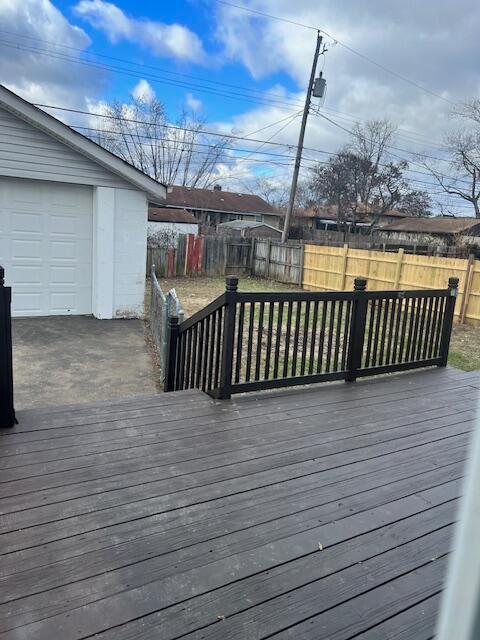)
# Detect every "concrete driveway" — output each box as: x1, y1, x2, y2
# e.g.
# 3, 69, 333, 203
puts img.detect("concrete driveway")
12, 316, 159, 410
